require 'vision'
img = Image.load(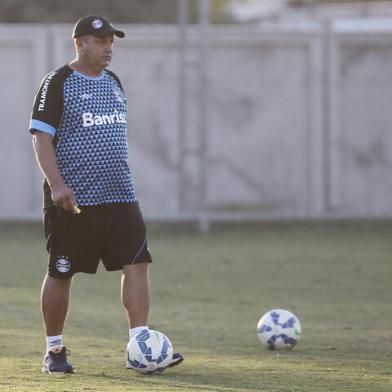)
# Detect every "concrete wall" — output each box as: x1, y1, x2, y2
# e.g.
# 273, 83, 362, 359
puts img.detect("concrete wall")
328, 20, 392, 217
0, 20, 391, 220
